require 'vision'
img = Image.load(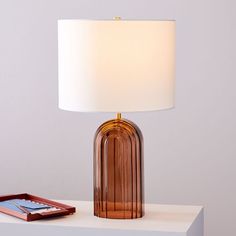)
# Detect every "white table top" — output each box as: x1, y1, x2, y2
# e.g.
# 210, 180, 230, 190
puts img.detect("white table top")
0, 200, 203, 234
